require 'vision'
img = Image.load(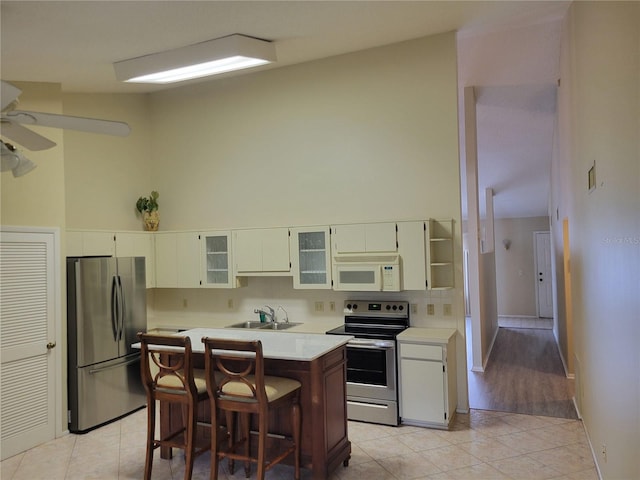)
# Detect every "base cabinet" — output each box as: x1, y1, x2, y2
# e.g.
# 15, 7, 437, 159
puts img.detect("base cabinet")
398, 329, 457, 429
